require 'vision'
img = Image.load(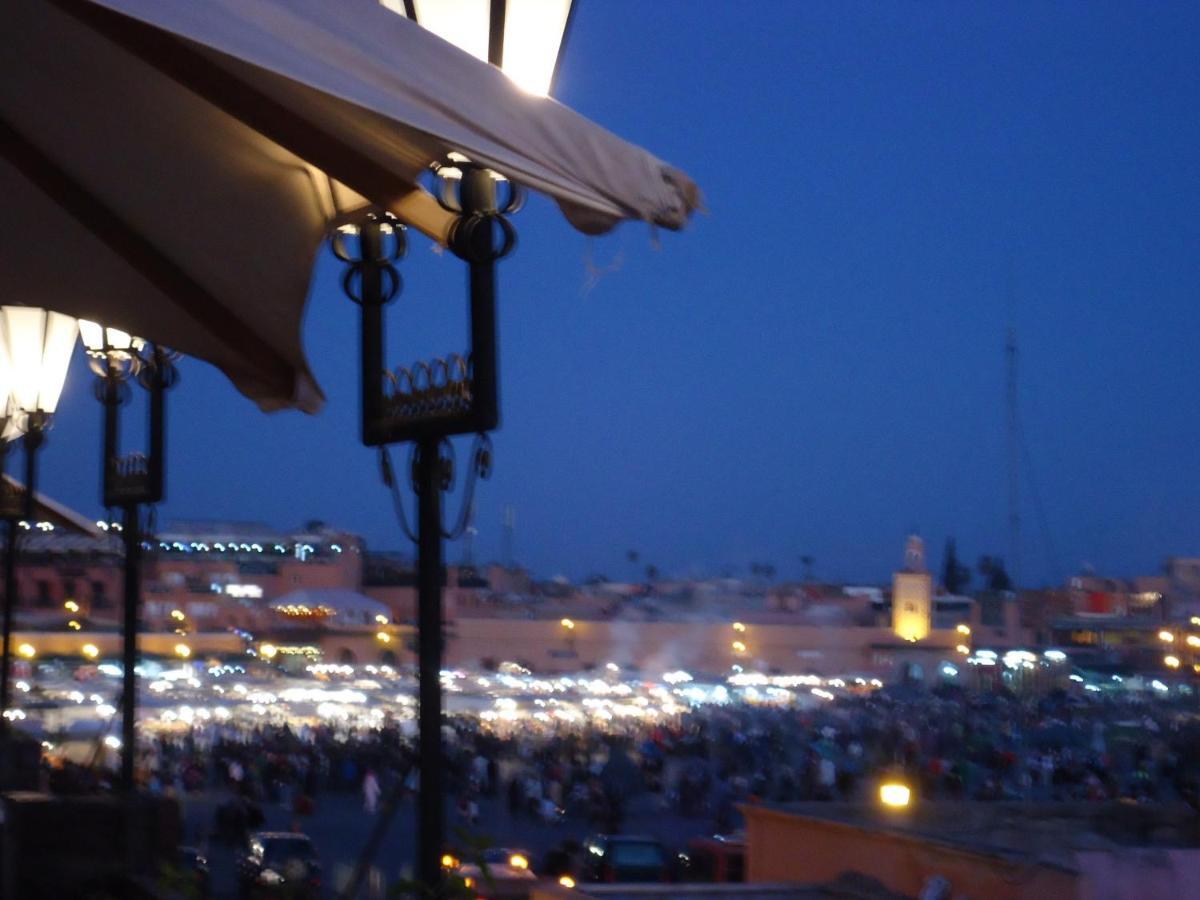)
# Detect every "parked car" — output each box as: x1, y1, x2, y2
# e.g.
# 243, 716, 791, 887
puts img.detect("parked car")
454, 848, 537, 898
679, 833, 745, 883
582, 835, 670, 883
236, 831, 321, 899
